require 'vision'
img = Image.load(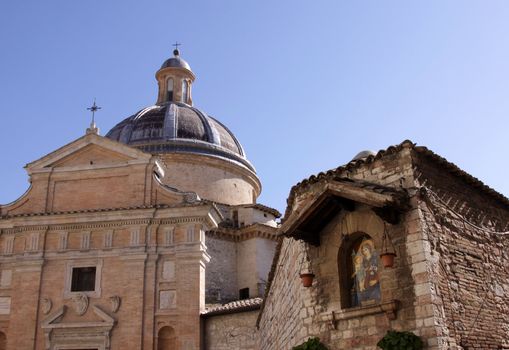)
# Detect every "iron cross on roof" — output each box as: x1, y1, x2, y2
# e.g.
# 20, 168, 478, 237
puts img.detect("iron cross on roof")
87, 99, 101, 126
172, 42, 181, 50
